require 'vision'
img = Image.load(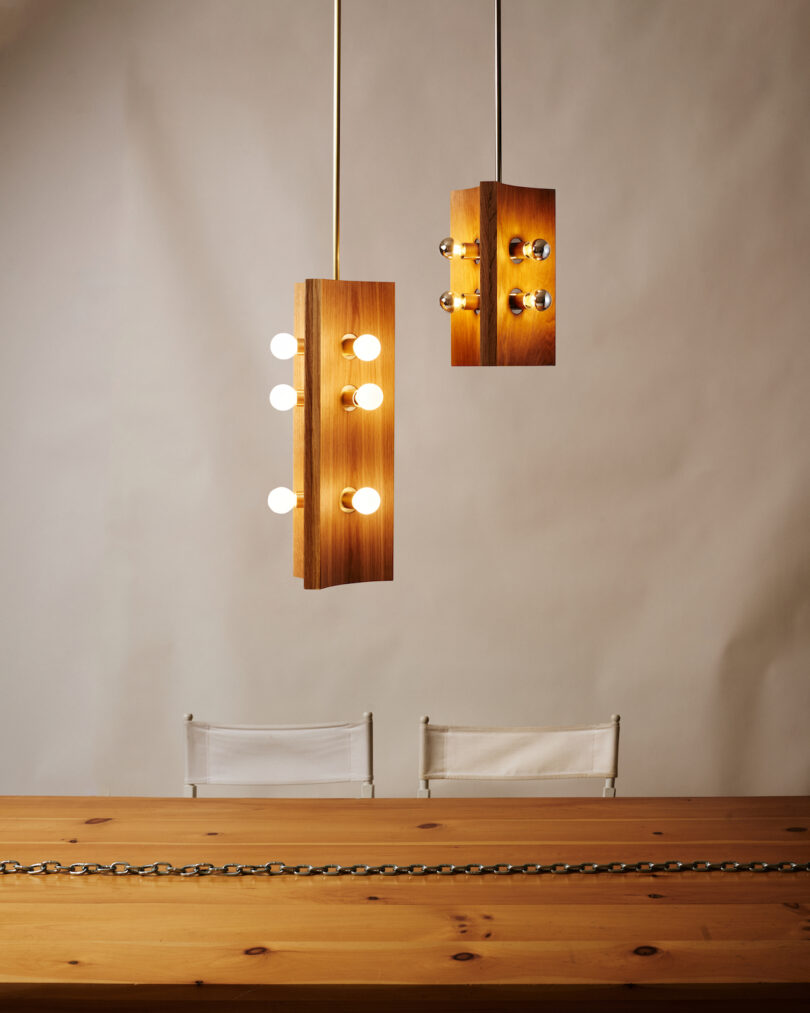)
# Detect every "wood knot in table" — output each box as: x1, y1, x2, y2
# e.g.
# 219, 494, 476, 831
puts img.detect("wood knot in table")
244, 946, 269, 956
633, 945, 659, 957
84, 817, 112, 825
451, 952, 478, 961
